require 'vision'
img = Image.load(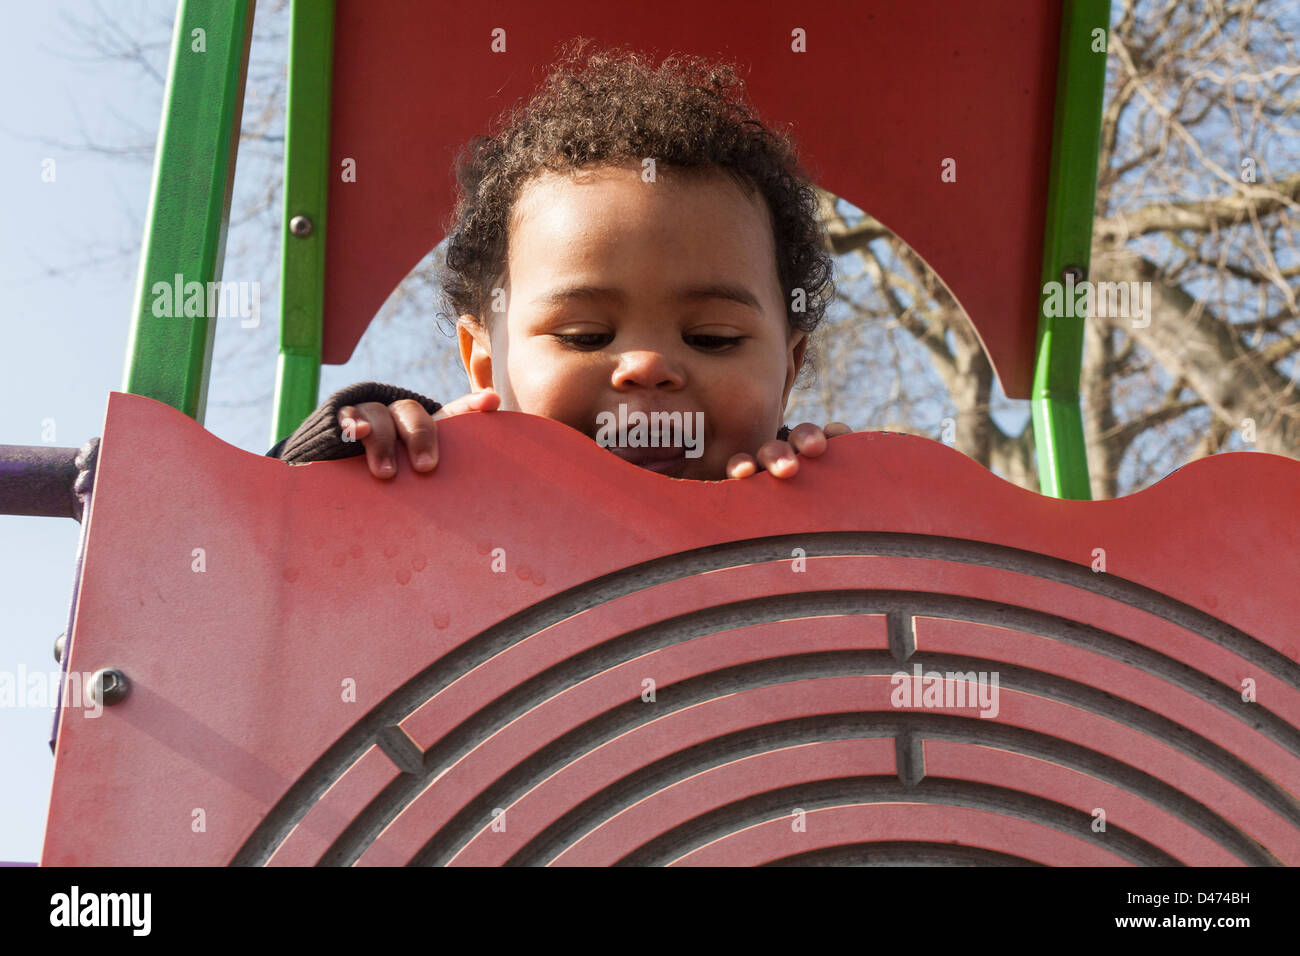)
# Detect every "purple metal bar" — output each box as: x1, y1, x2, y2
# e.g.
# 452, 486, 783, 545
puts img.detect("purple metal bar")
0, 445, 81, 519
